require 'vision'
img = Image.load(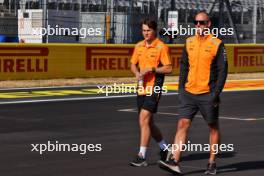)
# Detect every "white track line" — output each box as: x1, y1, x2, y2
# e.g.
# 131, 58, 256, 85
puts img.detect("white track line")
0, 95, 136, 105
118, 109, 264, 121
0, 79, 263, 91
158, 105, 180, 108
0, 93, 178, 105
0, 88, 263, 105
